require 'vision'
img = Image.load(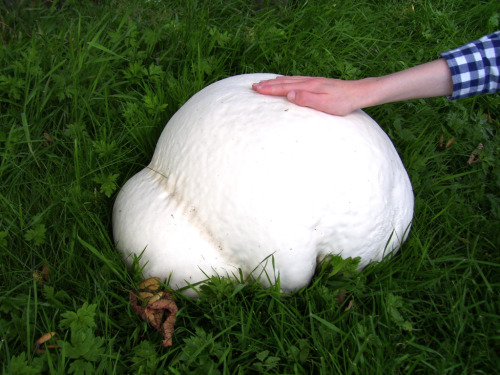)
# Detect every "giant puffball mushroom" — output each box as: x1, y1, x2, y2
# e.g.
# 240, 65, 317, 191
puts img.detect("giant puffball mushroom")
113, 73, 414, 297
